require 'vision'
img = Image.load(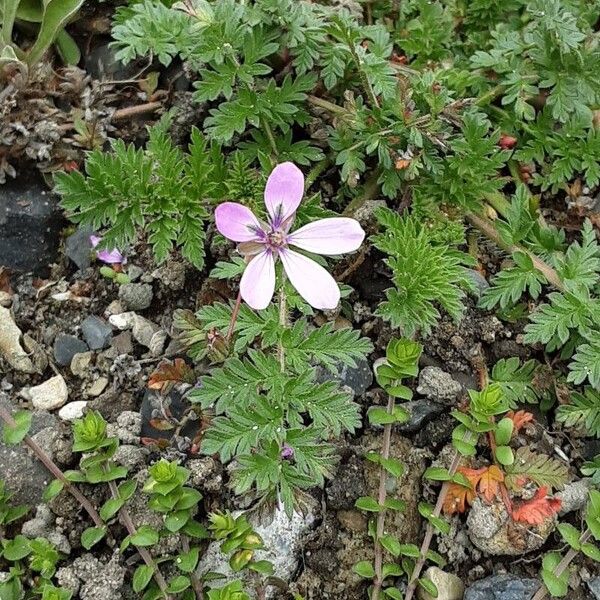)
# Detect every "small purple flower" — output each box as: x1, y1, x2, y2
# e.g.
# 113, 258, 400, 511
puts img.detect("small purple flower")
215, 162, 365, 310
281, 444, 294, 460
90, 235, 126, 265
